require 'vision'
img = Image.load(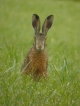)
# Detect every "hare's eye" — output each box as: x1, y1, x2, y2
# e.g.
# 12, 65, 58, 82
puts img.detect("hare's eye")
34, 37, 36, 40
45, 36, 47, 40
